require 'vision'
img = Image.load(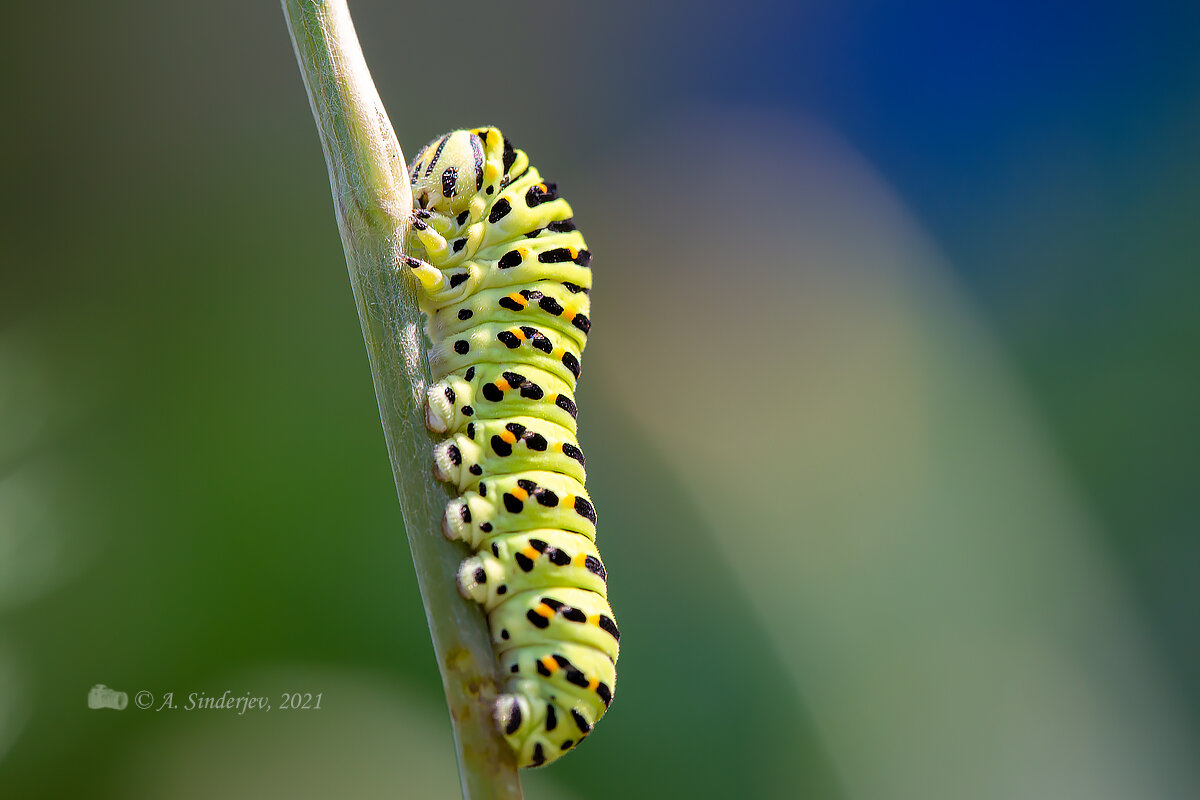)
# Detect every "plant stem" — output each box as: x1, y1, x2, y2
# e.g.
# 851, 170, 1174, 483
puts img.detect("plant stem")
280, 2, 523, 797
